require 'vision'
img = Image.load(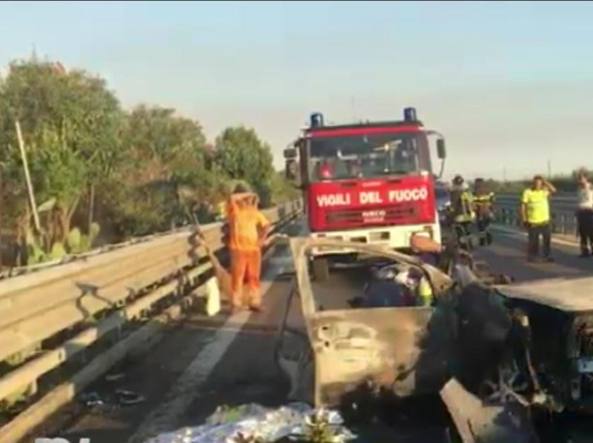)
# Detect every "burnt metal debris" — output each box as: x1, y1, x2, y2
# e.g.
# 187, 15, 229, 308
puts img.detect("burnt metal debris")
277, 236, 593, 442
